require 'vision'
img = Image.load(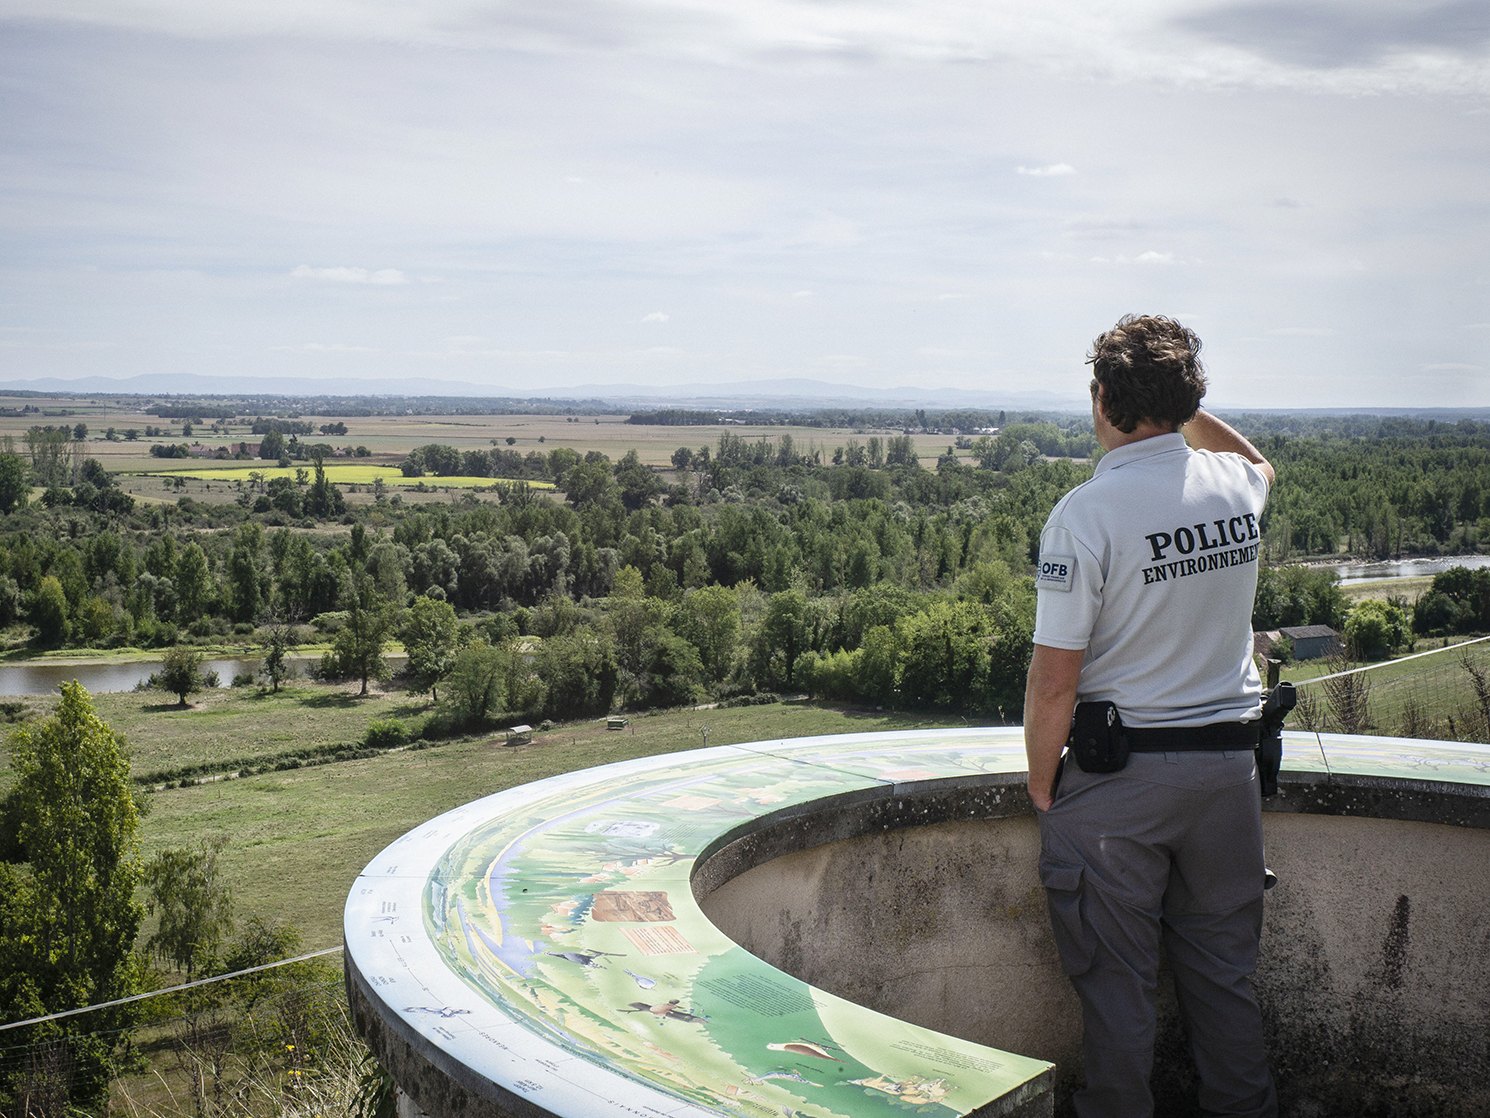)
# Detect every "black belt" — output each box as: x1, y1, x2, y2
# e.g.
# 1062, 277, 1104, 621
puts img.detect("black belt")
1124, 721, 1261, 752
